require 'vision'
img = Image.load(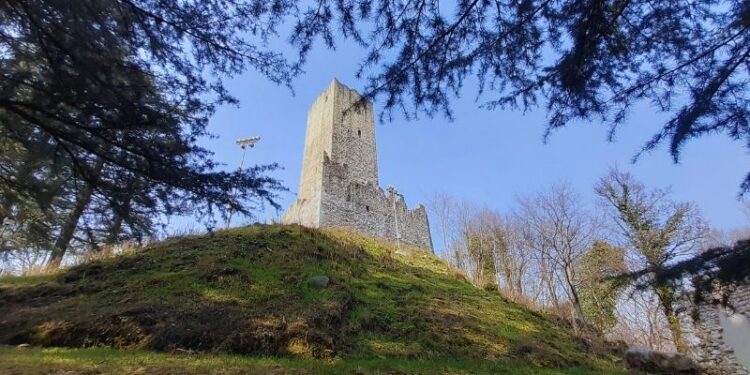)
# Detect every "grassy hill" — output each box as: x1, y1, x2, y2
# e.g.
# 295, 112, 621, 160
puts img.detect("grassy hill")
0, 225, 632, 374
